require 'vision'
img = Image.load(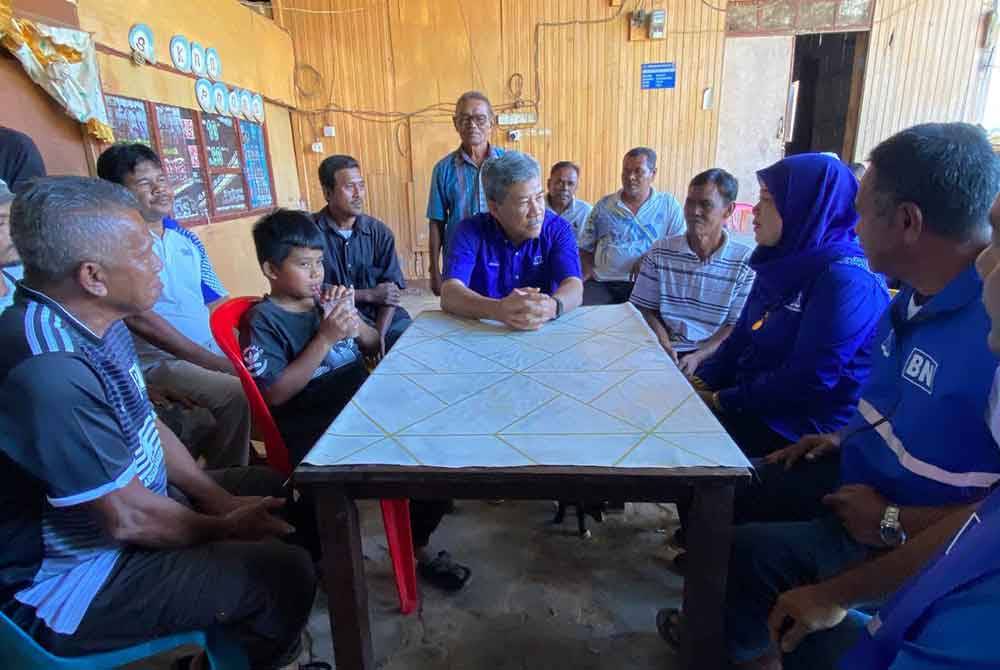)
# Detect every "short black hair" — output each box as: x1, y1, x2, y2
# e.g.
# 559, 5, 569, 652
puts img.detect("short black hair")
868, 123, 1000, 241
252, 209, 324, 266
625, 147, 657, 171
689, 168, 739, 205
96, 142, 161, 185
318, 155, 360, 190
550, 161, 580, 177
